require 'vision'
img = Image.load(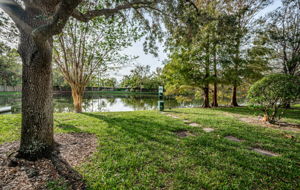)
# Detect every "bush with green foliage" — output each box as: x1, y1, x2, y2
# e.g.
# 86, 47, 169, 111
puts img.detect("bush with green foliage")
247, 74, 300, 123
